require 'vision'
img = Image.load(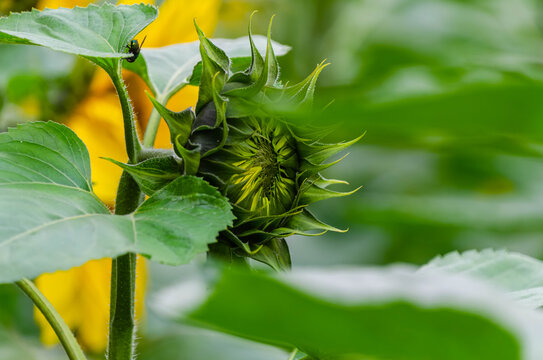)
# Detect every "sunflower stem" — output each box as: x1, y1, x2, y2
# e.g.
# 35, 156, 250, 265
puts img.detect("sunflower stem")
16, 278, 87, 360
142, 93, 166, 147
108, 252, 137, 360
107, 61, 144, 360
